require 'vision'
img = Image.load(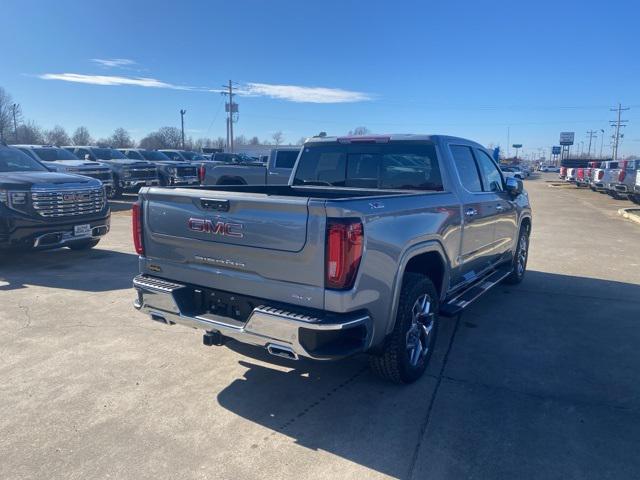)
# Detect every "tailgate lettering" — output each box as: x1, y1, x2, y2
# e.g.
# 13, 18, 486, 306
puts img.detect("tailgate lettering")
188, 217, 244, 238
